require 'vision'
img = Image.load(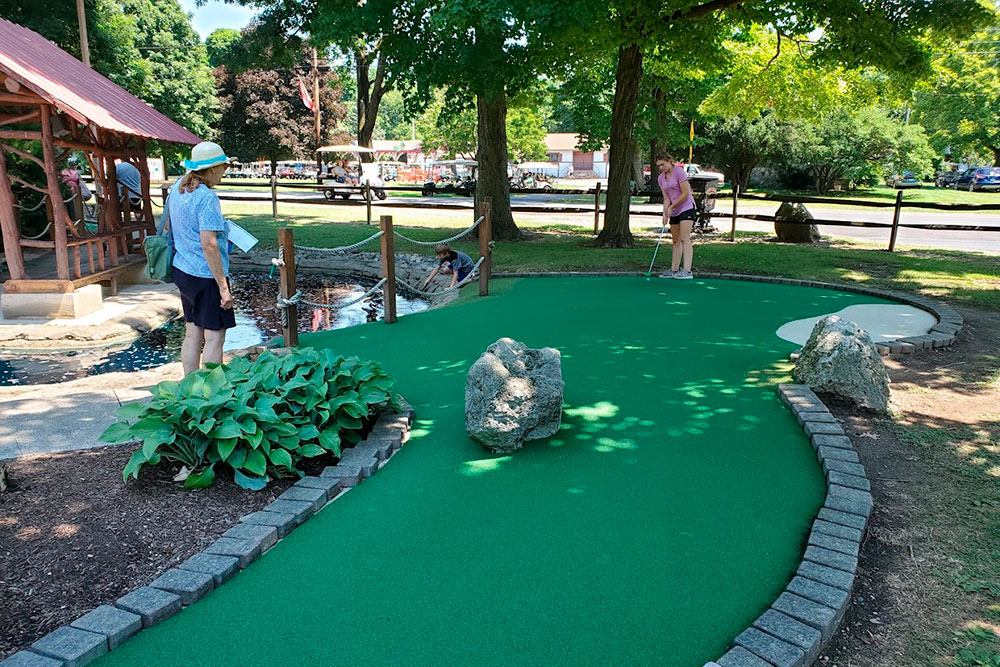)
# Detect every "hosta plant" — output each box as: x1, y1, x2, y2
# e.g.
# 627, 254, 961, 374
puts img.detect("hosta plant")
100, 348, 403, 490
